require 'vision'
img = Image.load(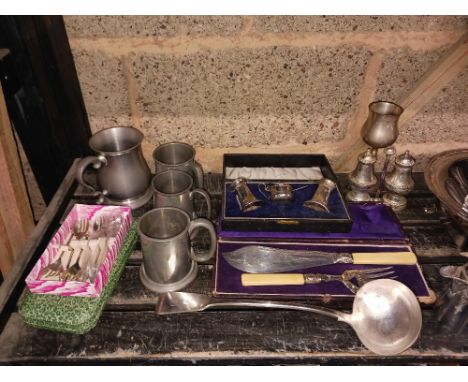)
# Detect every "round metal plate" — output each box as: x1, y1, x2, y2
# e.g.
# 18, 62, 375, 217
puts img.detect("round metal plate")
139, 261, 198, 293
424, 149, 468, 228
103, 185, 153, 210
